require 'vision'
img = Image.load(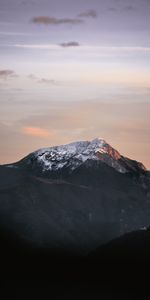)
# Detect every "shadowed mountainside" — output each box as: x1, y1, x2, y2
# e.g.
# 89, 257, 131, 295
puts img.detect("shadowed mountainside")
0, 159, 150, 255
